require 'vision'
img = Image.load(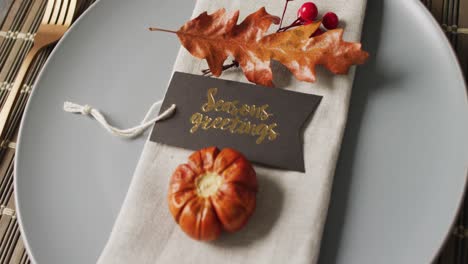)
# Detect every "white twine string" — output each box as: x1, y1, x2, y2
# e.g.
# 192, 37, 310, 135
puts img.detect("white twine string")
63, 100, 176, 138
